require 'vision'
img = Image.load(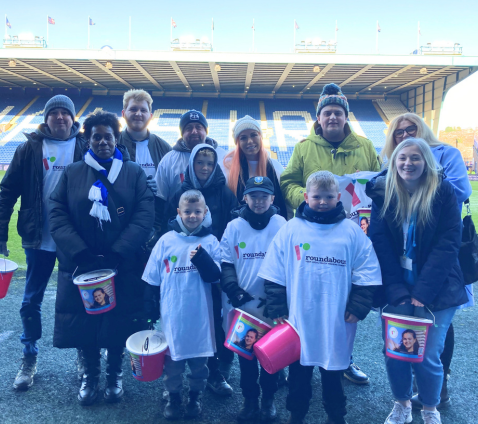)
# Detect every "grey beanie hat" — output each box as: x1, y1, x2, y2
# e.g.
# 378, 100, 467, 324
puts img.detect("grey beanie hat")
44, 95, 76, 123
232, 115, 262, 142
